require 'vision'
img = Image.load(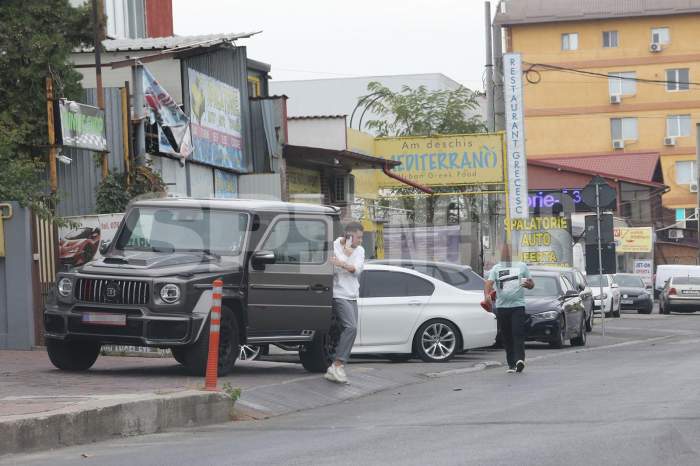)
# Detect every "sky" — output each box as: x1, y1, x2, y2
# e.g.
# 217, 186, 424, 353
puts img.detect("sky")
172, 0, 491, 90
